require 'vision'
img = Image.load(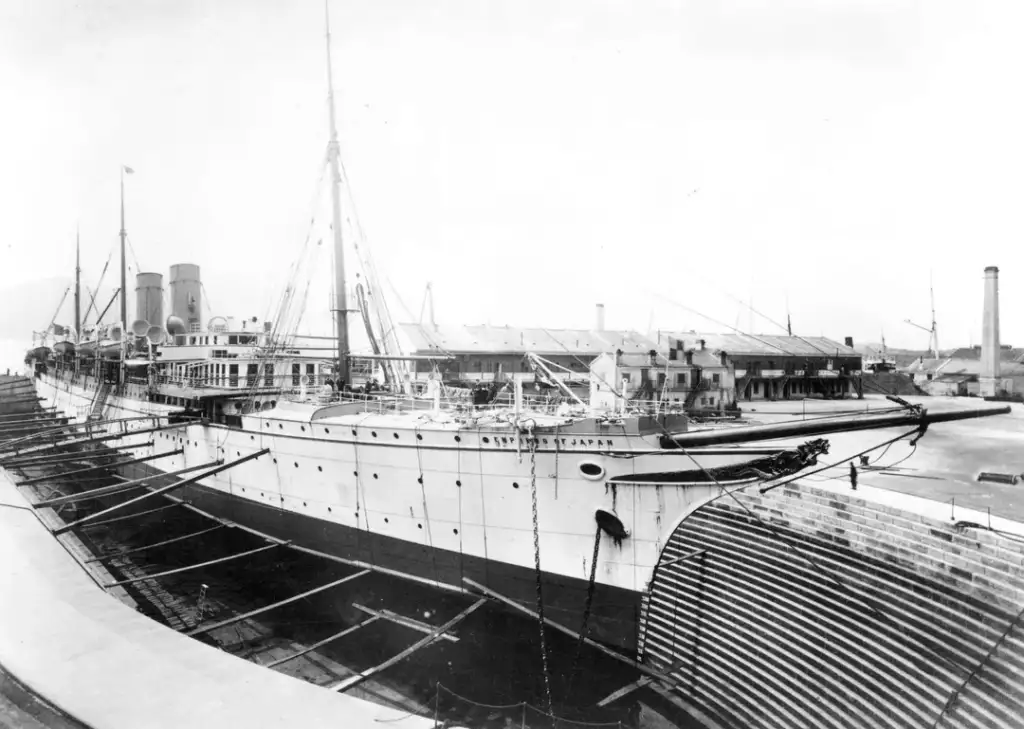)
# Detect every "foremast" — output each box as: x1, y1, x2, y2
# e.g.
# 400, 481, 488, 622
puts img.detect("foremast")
325, 1, 350, 386
74, 228, 81, 344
